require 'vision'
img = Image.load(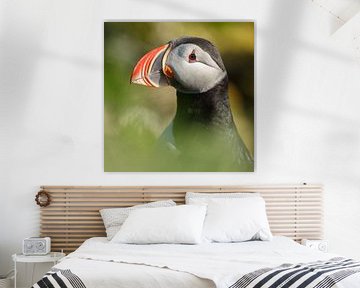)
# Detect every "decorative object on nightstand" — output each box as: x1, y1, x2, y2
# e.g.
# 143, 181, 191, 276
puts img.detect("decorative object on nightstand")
301, 239, 328, 252
12, 252, 65, 288
23, 237, 51, 255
